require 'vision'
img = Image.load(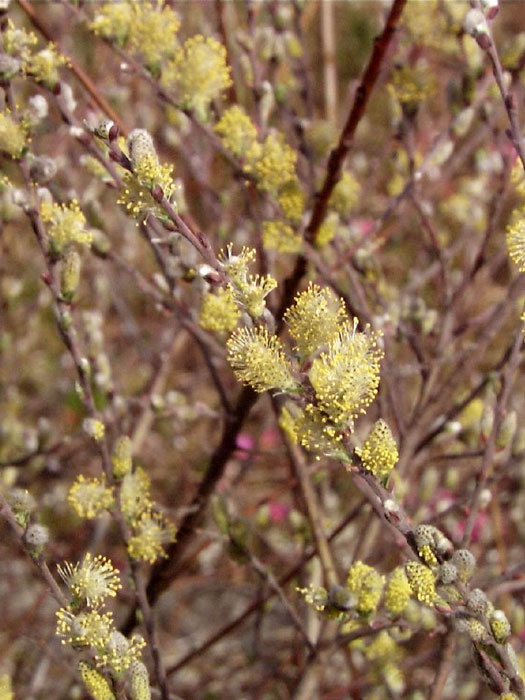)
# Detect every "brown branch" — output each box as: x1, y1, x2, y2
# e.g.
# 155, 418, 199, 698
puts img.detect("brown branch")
428, 629, 456, 700
166, 500, 366, 676
140, 386, 258, 611
277, 0, 407, 318
304, 0, 407, 245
